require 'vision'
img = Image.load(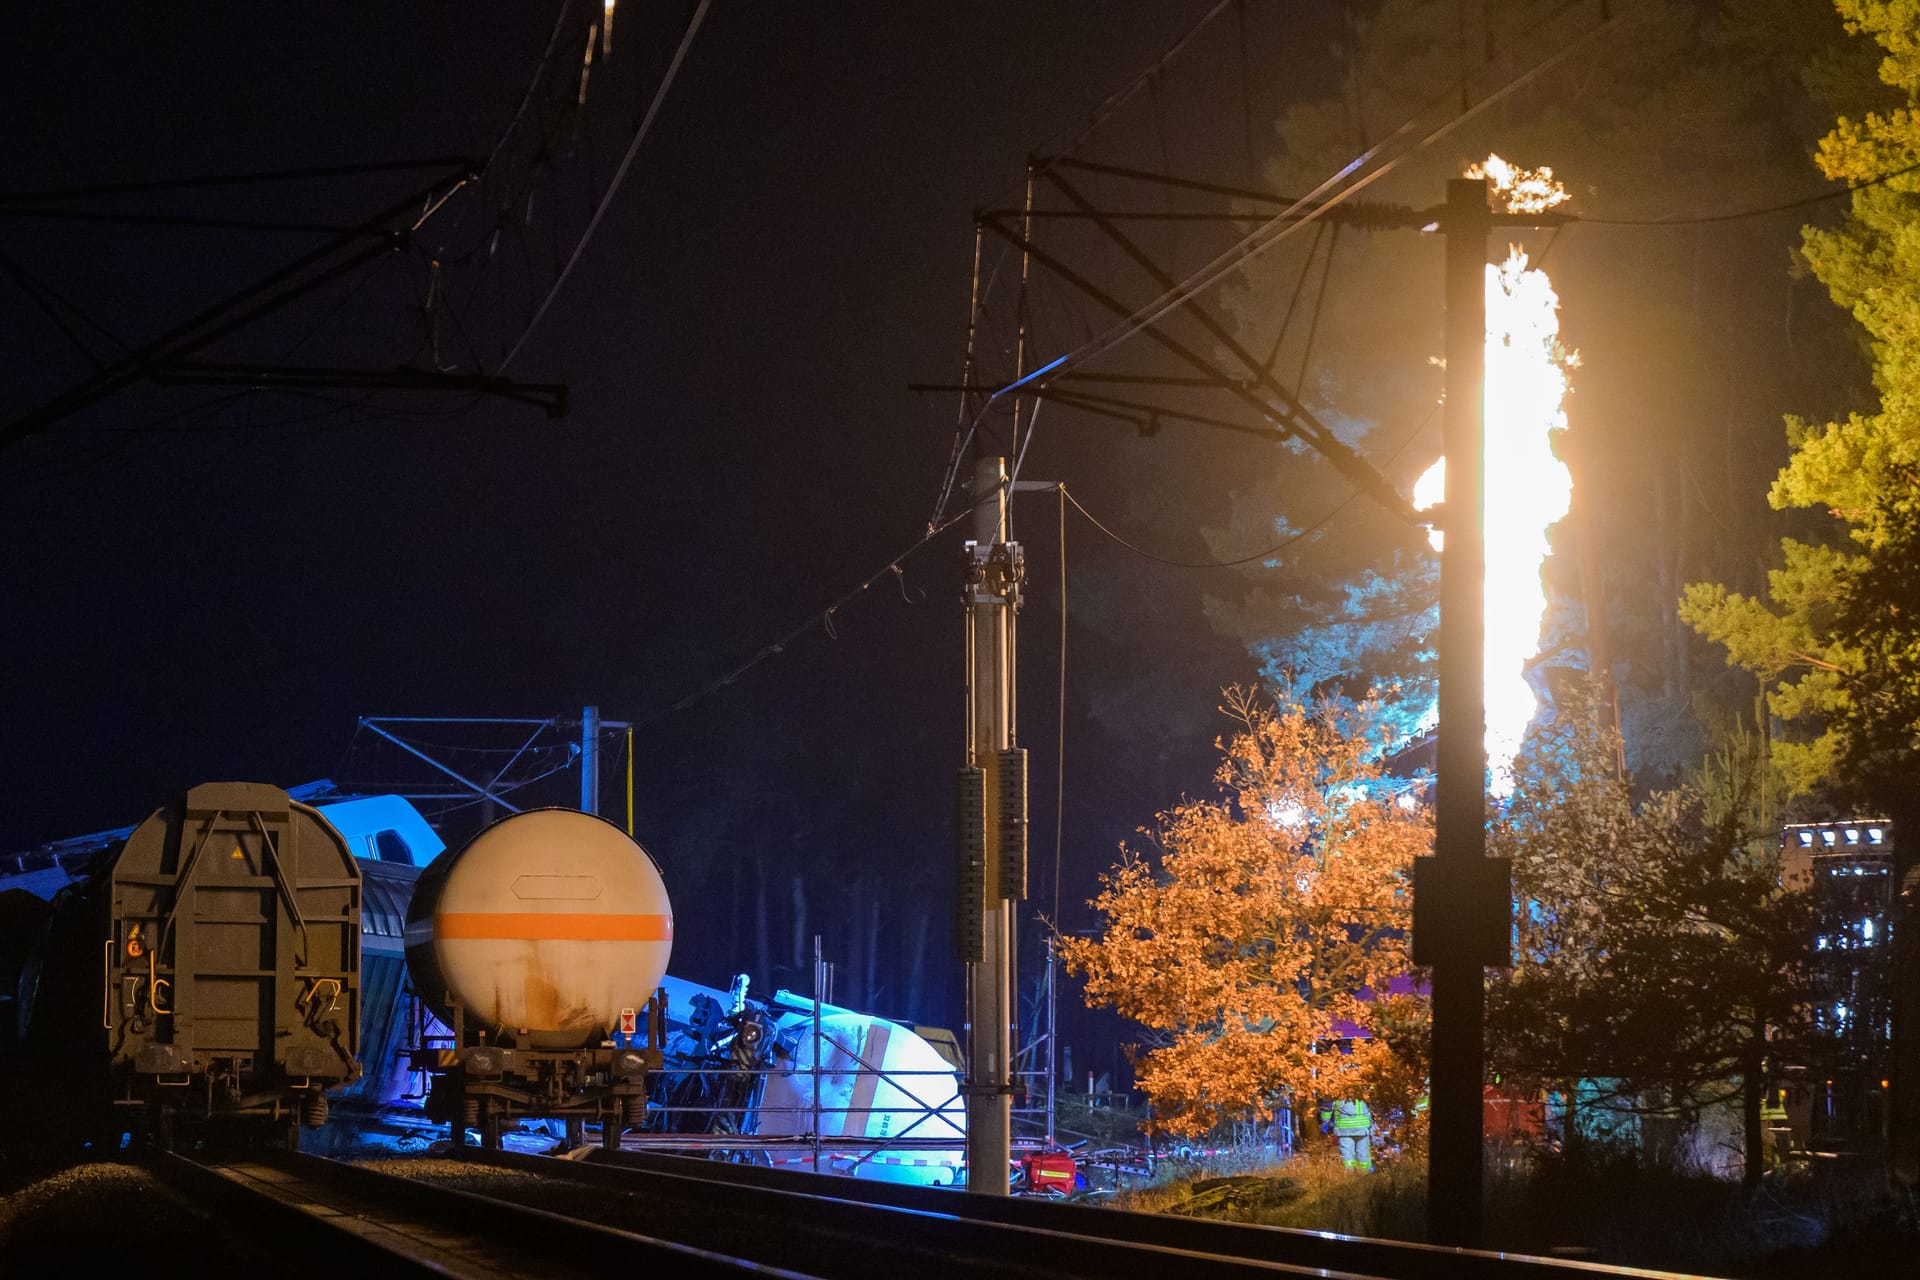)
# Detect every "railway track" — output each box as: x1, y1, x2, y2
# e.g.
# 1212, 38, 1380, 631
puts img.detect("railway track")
558, 1146, 1696, 1280
442, 1145, 1371, 1279
152, 1143, 1698, 1279
148, 1149, 808, 1278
